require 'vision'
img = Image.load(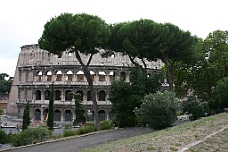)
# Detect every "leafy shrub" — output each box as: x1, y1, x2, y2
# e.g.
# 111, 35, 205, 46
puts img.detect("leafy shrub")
0, 130, 10, 144
183, 96, 205, 120
135, 91, 180, 130
77, 124, 96, 135
100, 120, 112, 130
11, 127, 51, 147
63, 129, 78, 137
